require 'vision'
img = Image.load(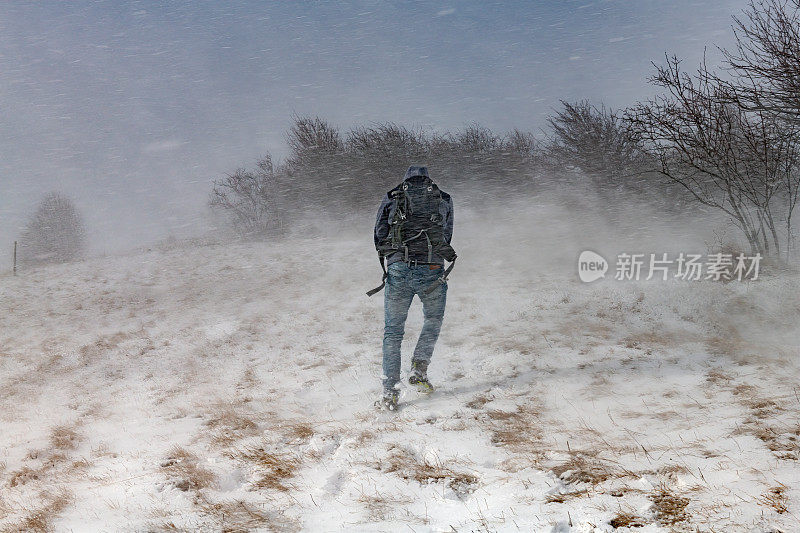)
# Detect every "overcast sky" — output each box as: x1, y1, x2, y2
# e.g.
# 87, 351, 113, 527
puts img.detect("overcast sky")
0, 0, 748, 262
